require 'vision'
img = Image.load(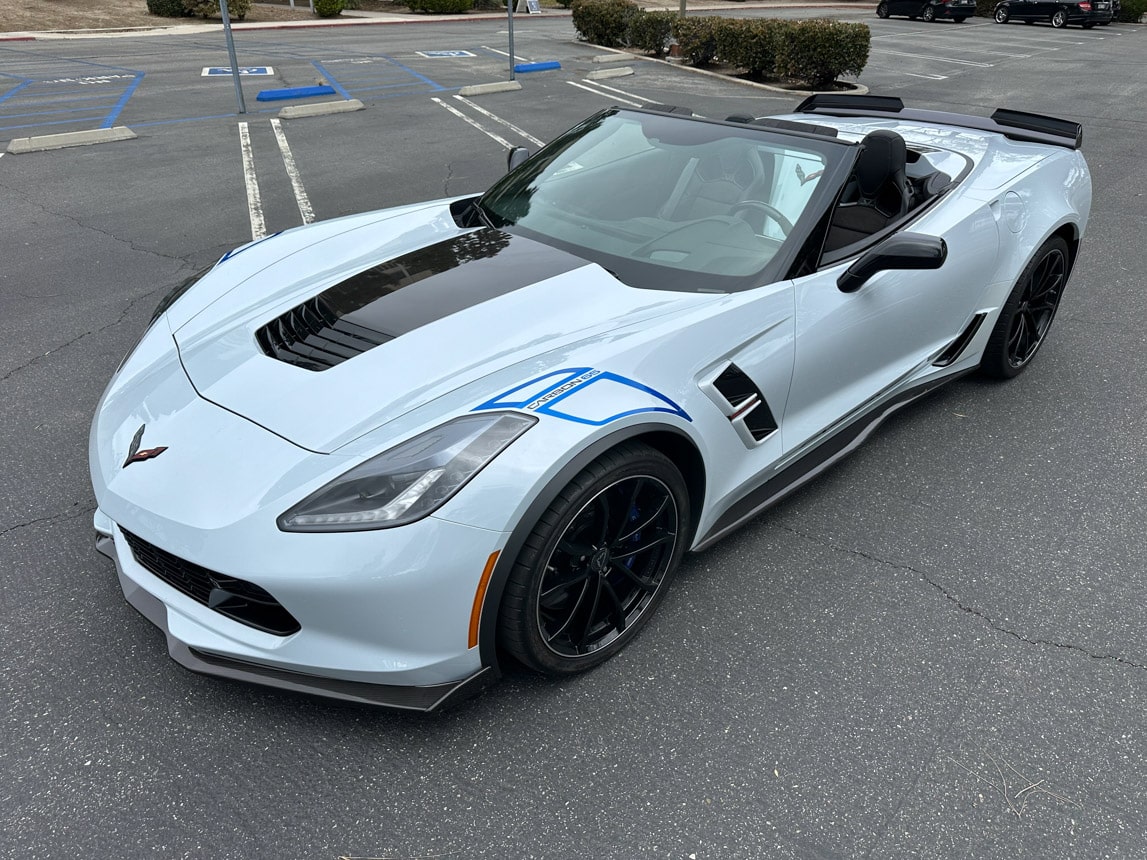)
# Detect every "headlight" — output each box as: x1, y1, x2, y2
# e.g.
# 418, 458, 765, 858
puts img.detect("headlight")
278, 412, 537, 532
